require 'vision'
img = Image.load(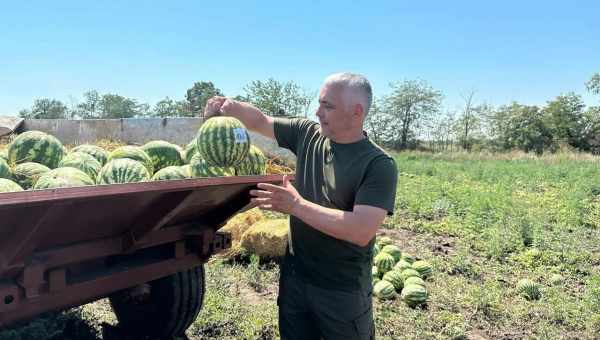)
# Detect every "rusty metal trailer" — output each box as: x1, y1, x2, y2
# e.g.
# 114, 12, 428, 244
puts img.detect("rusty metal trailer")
0, 174, 285, 337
